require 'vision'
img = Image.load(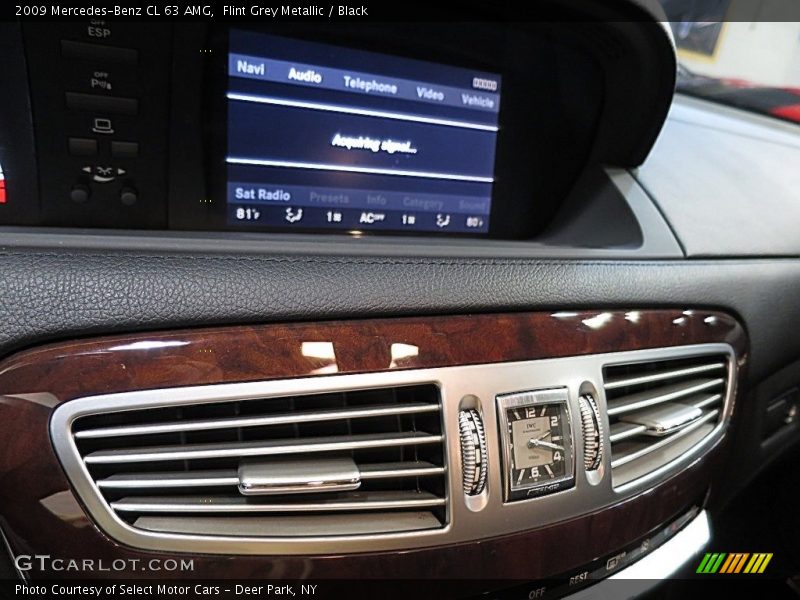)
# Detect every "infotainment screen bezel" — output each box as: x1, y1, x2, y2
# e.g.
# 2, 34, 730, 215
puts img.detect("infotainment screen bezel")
168, 23, 605, 239
224, 29, 502, 236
